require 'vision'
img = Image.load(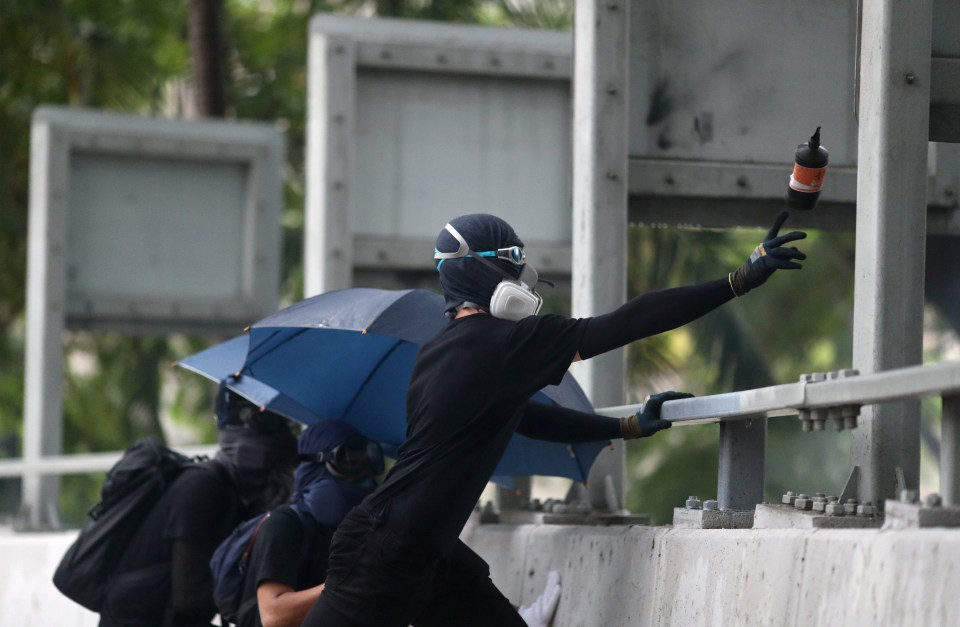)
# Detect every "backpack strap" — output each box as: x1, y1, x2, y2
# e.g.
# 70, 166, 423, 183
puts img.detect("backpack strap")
240, 512, 272, 572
